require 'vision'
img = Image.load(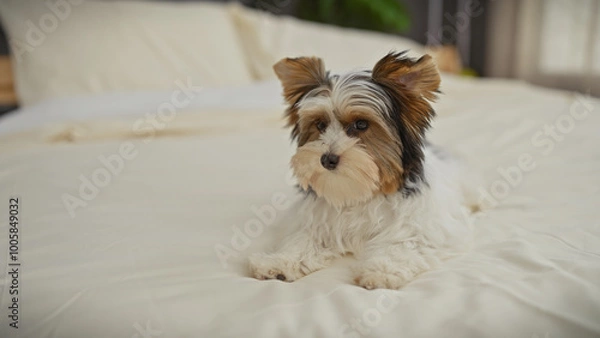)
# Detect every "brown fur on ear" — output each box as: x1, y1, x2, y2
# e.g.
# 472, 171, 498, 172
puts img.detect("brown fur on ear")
273, 57, 329, 132
372, 52, 440, 100
372, 51, 440, 133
